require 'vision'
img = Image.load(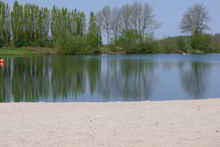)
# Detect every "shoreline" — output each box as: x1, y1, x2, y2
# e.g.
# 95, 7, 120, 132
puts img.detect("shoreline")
1, 47, 220, 56
0, 99, 220, 147
1, 97, 220, 103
